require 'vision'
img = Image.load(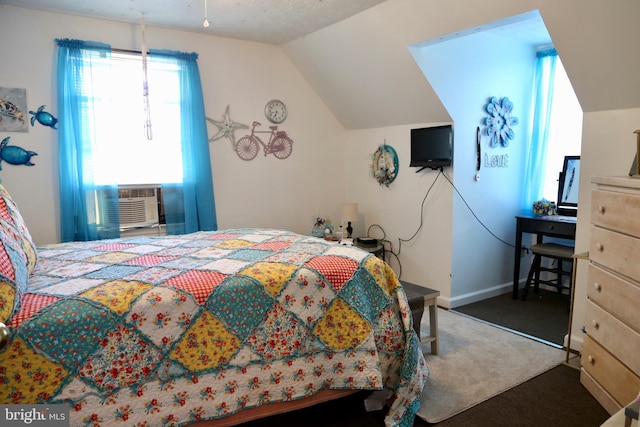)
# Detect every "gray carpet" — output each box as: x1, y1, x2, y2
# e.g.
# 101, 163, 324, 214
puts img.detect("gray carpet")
452, 289, 570, 346
416, 308, 566, 423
